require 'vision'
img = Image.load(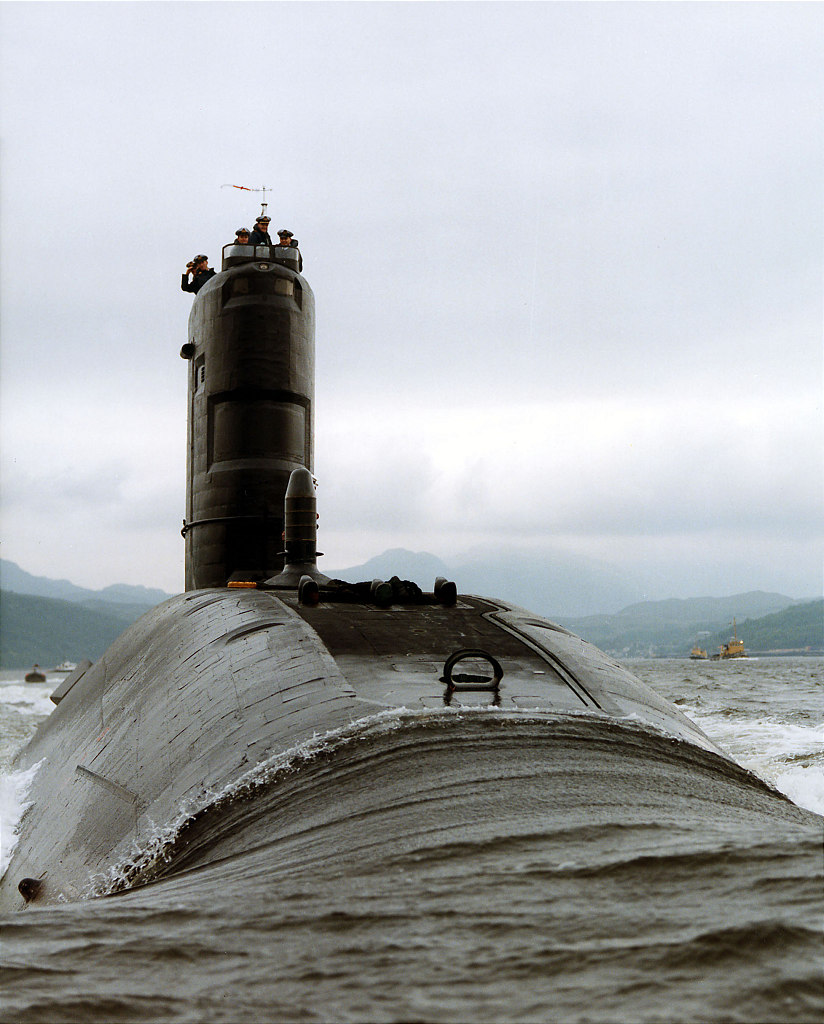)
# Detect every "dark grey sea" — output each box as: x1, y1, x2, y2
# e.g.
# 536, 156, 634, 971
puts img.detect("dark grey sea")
1, 657, 822, 1024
